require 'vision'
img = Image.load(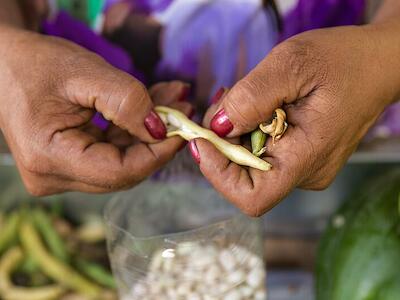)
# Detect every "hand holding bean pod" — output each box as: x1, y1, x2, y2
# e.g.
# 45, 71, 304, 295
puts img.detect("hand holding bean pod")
155, 106, 288, 171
